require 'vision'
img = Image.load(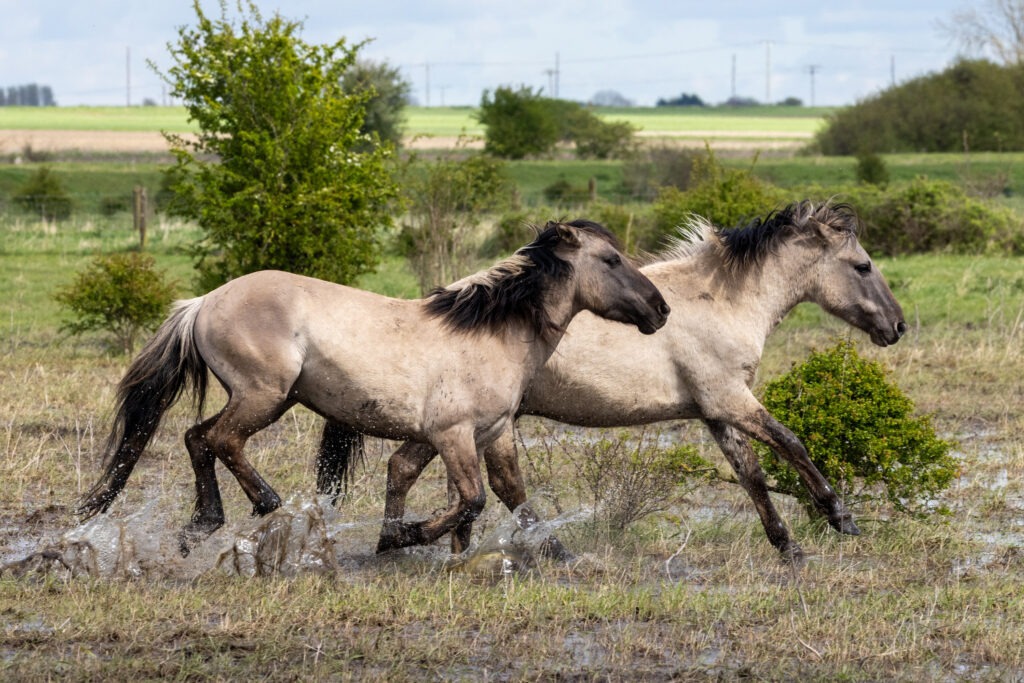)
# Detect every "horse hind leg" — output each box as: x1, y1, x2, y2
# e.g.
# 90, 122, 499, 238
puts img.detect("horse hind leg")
377, 441, 438, 553
705, 419, 803, 562
178, 416, 228, 556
